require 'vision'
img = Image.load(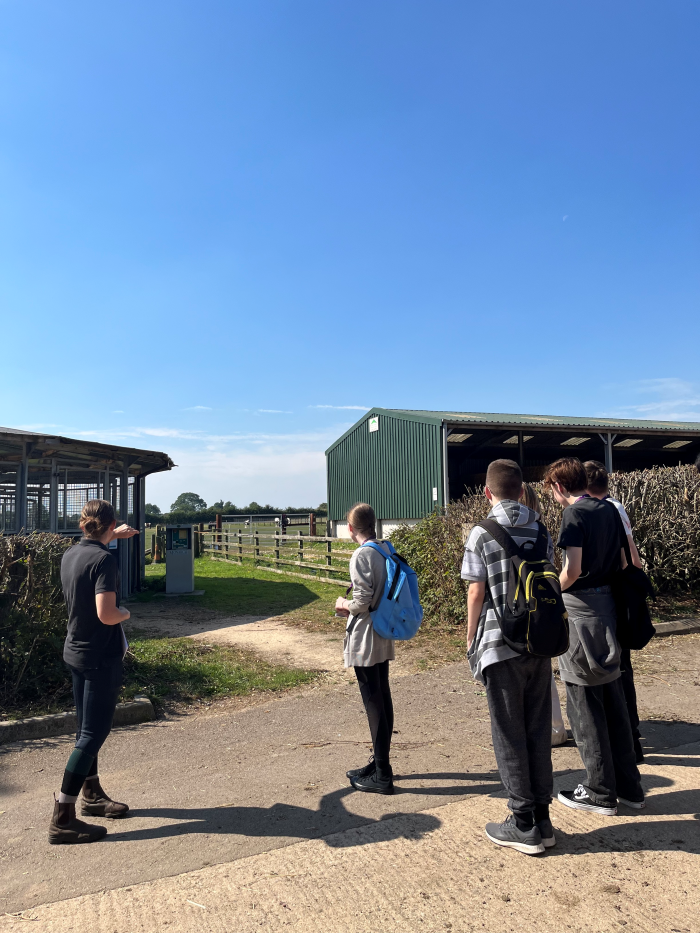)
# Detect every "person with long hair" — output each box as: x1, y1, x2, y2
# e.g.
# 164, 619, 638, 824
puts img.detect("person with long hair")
543, 458, 644, 816
49, 499, 138, 844
335, 503, 396, 795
